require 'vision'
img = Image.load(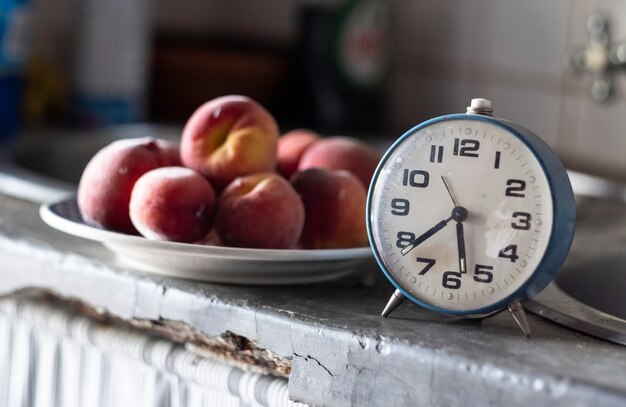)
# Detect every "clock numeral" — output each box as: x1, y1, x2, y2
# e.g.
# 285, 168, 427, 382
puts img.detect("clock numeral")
453, 138, 480, 158
390, 198, 410, 216
511, 212, 532, 230
430, 145, 444, 163
402, 169, 429, 188
494, 151, 501, 169
505, 179, 526, 198
396, 231, 416, 248
442, 271, 462, 289
498, 245, 519, 262
473, 264, 494, 283
416, 257, 435, 275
